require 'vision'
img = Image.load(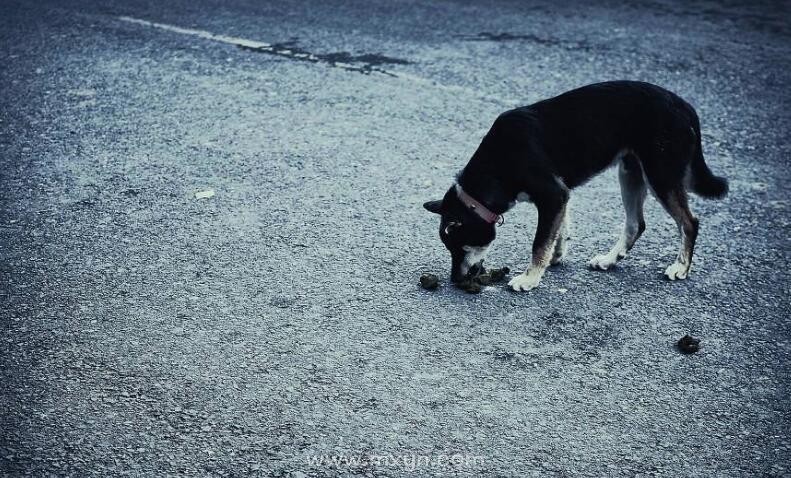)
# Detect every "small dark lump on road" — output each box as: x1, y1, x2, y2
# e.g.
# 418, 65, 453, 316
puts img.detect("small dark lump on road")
419, 273, 440, 290
677, 335, 701, 354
